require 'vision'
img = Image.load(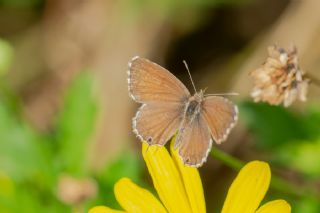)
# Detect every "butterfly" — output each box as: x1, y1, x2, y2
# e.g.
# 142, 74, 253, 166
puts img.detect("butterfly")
128, 56, 238, 167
